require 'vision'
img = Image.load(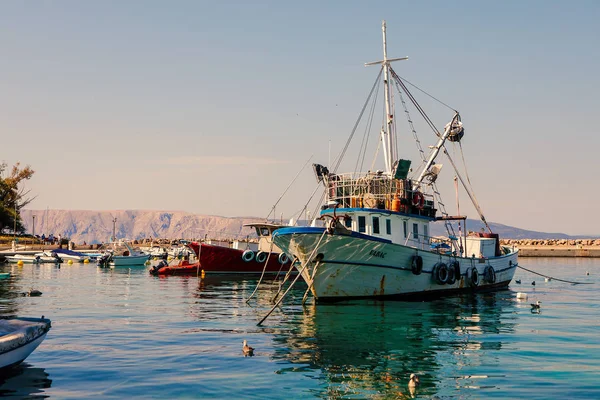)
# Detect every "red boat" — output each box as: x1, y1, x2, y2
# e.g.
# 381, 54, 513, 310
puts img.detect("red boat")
150, 223, 292, 276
